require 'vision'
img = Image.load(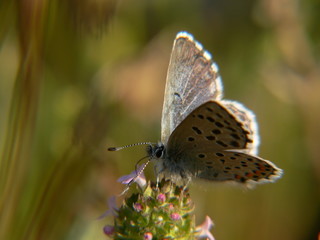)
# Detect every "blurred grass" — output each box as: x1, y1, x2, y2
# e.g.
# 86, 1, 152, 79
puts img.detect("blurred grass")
0, 0, 319, 240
